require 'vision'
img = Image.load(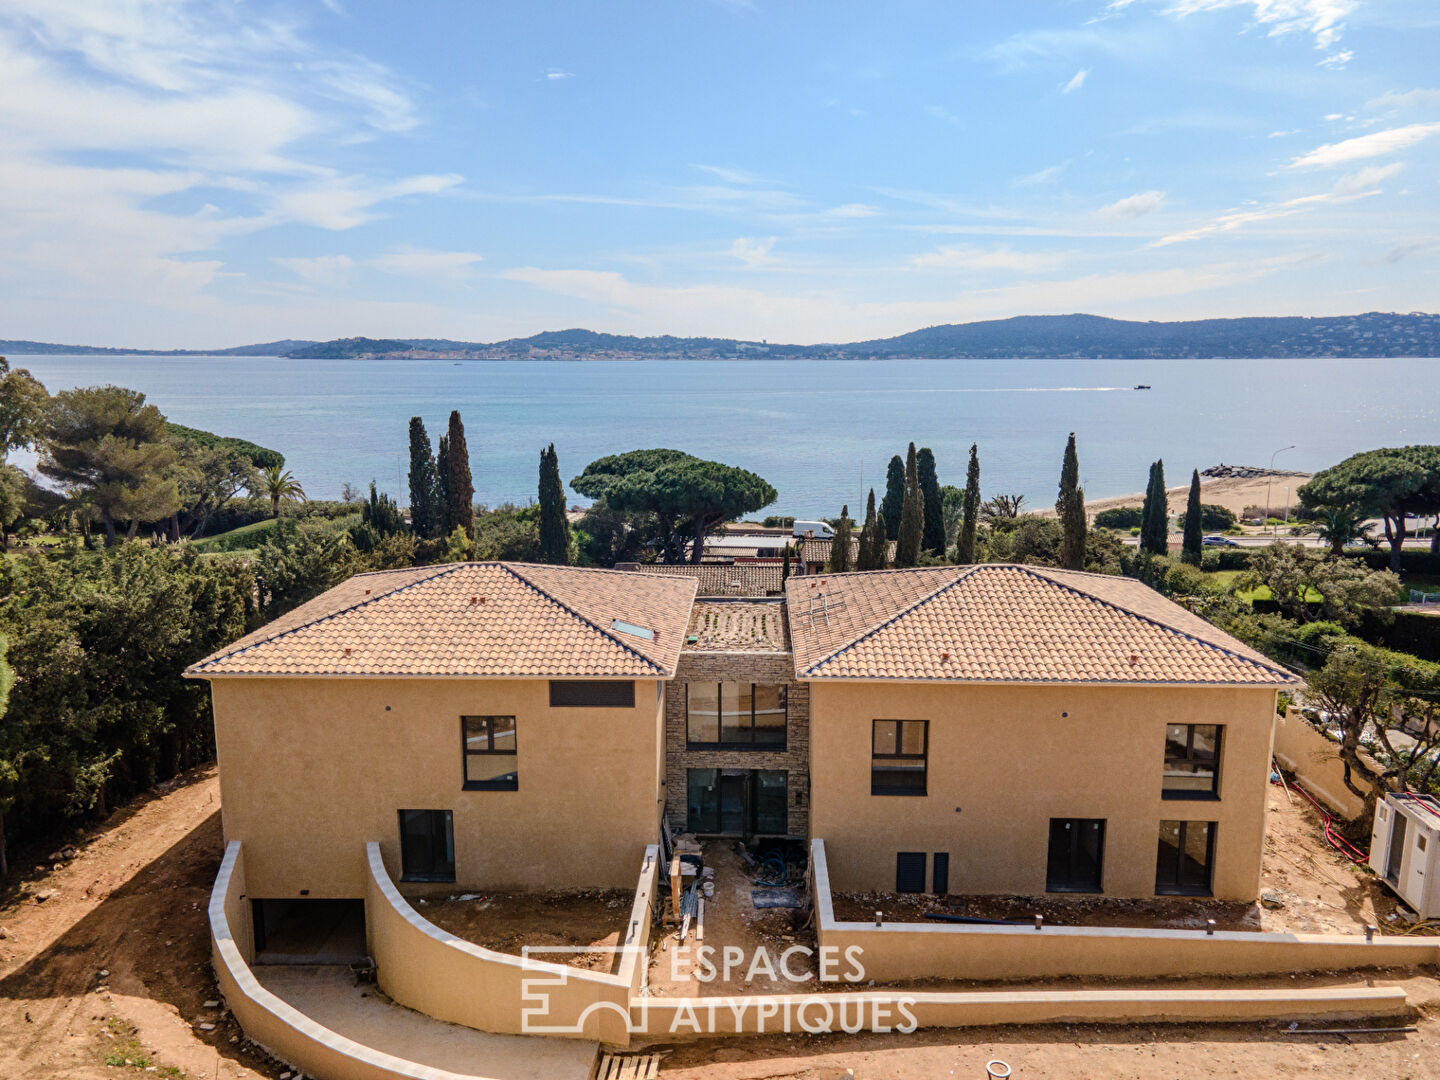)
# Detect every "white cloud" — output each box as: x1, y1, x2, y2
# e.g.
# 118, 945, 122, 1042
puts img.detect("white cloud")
1365, 88, 1440, 111
1097, 190, 1167, 218
1062, 68, 1090, 94
500, 258, 1294, 343
1013, 162, 1068, 186
692, 164, 765, 185
925, 104, 961, 125
1268, 129, 1301, 138
545, 70, 575, 80
1154, 164, 1402, 245
827, 203, 880, 218
273, 254, 356, 287
1380, 240, 1436, 264
1317, 49, 1352, 68
909, 246, 1065, 271
367, 248, 484, 282
1289, 122, 1440, 168
729, 236, 778, 268
1132, 0, 1357, 51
